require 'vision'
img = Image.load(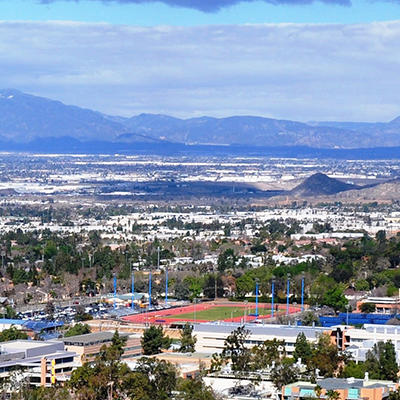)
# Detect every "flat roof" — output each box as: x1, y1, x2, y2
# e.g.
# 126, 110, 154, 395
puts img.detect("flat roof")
194, 323, 326, 339
0, 340, 55, 351
61, 331, 133, 346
